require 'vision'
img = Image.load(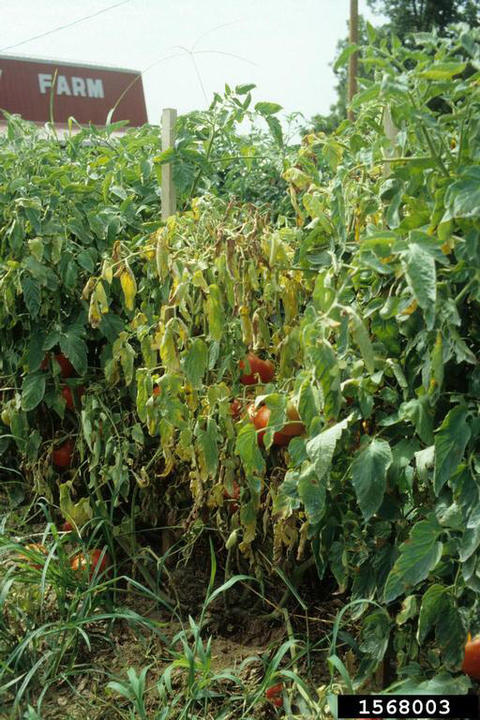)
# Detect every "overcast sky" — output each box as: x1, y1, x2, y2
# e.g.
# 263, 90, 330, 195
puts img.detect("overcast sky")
0, 0, 386, 124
